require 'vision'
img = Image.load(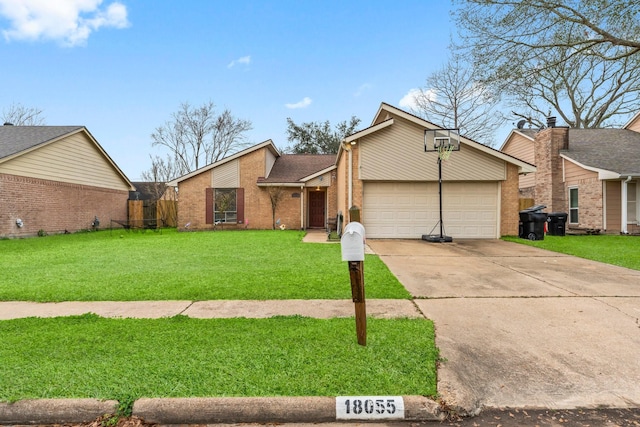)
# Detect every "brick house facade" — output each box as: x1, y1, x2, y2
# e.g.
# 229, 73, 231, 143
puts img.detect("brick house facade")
171, 141, 337, 232
501, 118, 640, 234
0, 125, 134, 238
